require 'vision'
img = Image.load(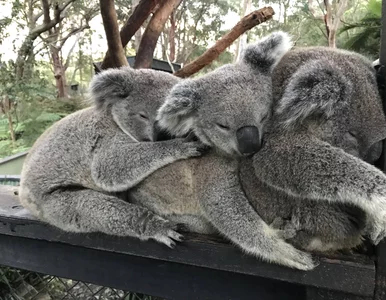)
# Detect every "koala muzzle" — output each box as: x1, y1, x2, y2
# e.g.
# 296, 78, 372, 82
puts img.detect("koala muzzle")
153, 120, 175, 142
236, 126, 261, 155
